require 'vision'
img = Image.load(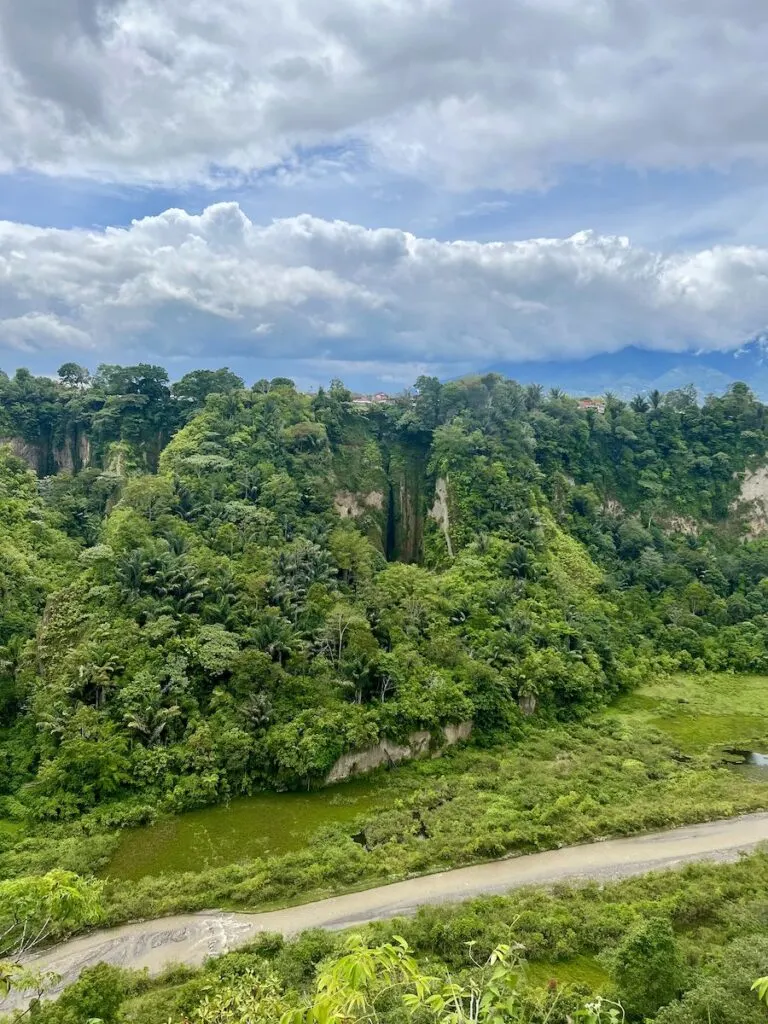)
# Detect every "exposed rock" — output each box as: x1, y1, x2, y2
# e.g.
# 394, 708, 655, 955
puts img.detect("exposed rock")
325, 720, 473, 784
106, 446, 128, 477
0, 433, 93, 476
429, 477, 454, 557
395, 475, 423, 563
518, 694, 537, 716
733, 466, 768, 538
602, 498, 625, 517
663, 515, 700, 537
325, 733, 426, 783
53, 433, 91, 474
334, 490, 384, 519
53, 444, 74, 474
76, 433, 92, 472
0, 437, 42, 472
442, 720, 473, 744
